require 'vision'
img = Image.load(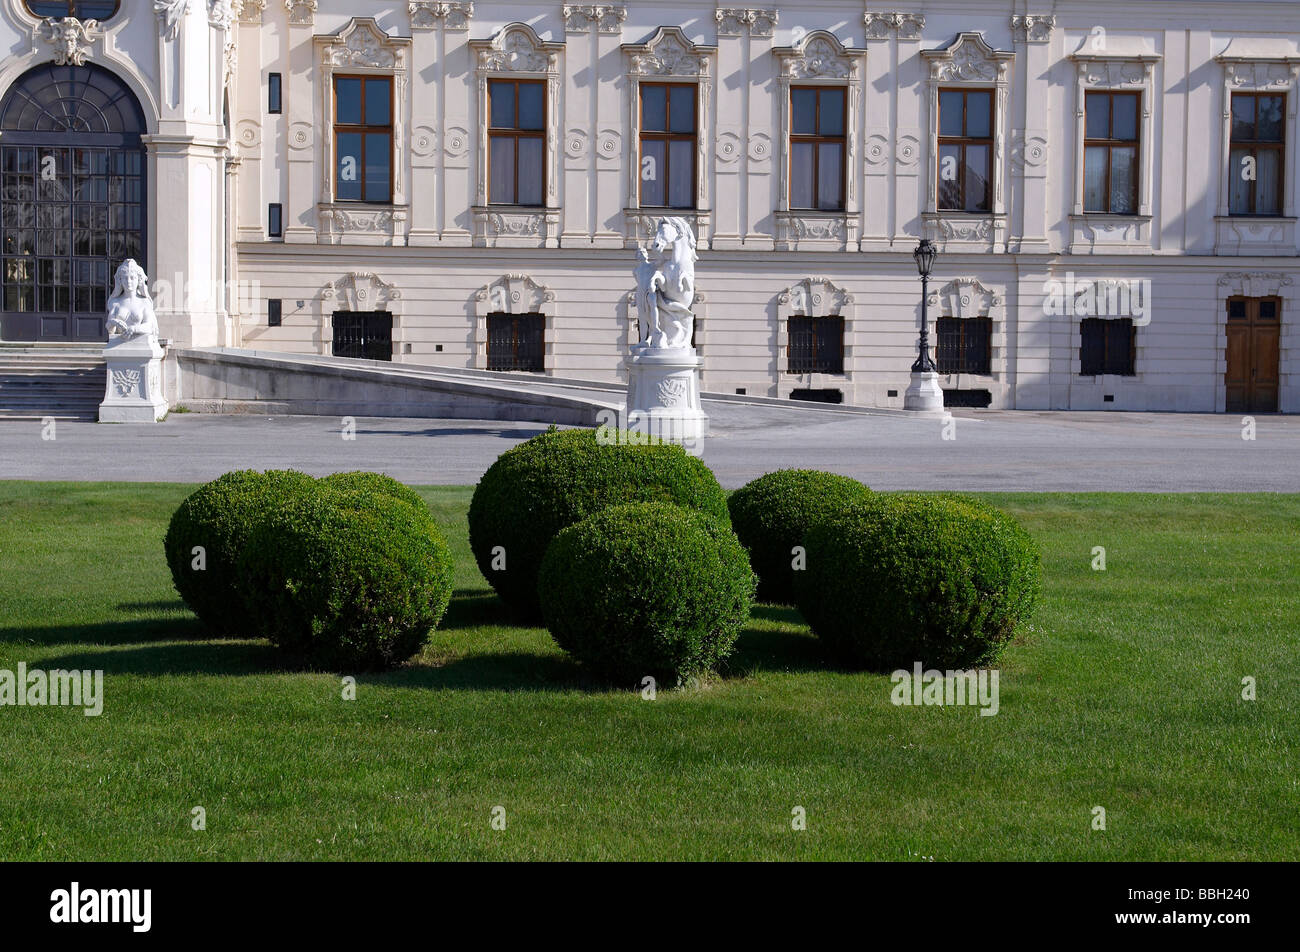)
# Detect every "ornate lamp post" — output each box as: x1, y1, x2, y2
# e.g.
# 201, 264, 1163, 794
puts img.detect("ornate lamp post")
903, 238, 944, 411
